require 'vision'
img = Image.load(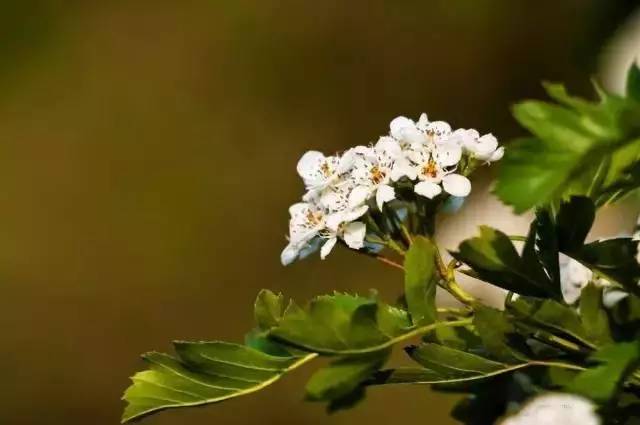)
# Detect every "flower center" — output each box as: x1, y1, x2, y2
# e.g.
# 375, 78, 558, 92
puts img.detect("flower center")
422, 160, 439, 178
320, 161, 332, 177
370, 166, 386, 184
305, 210, 324, 226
